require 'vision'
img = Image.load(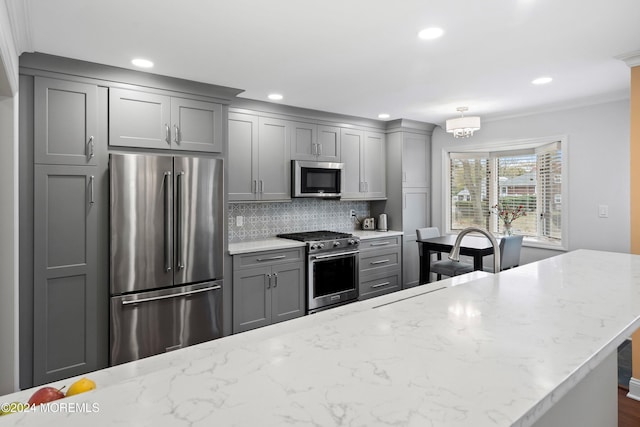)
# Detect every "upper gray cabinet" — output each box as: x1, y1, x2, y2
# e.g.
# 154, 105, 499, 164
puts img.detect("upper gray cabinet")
402, 132, 430, 188
340, 129, 386, 200
34, 77, 98, 166
109, 88, 222, 153
228, 112, 291, 201
290, 122, 341, 162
